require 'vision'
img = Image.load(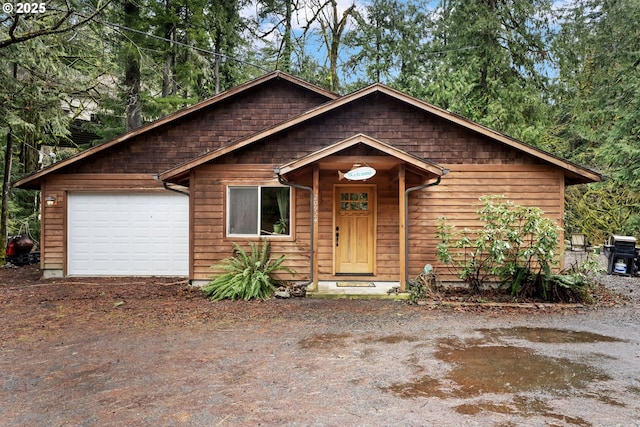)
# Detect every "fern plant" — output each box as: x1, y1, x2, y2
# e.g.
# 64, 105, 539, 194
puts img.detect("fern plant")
203, 241, 294, 301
